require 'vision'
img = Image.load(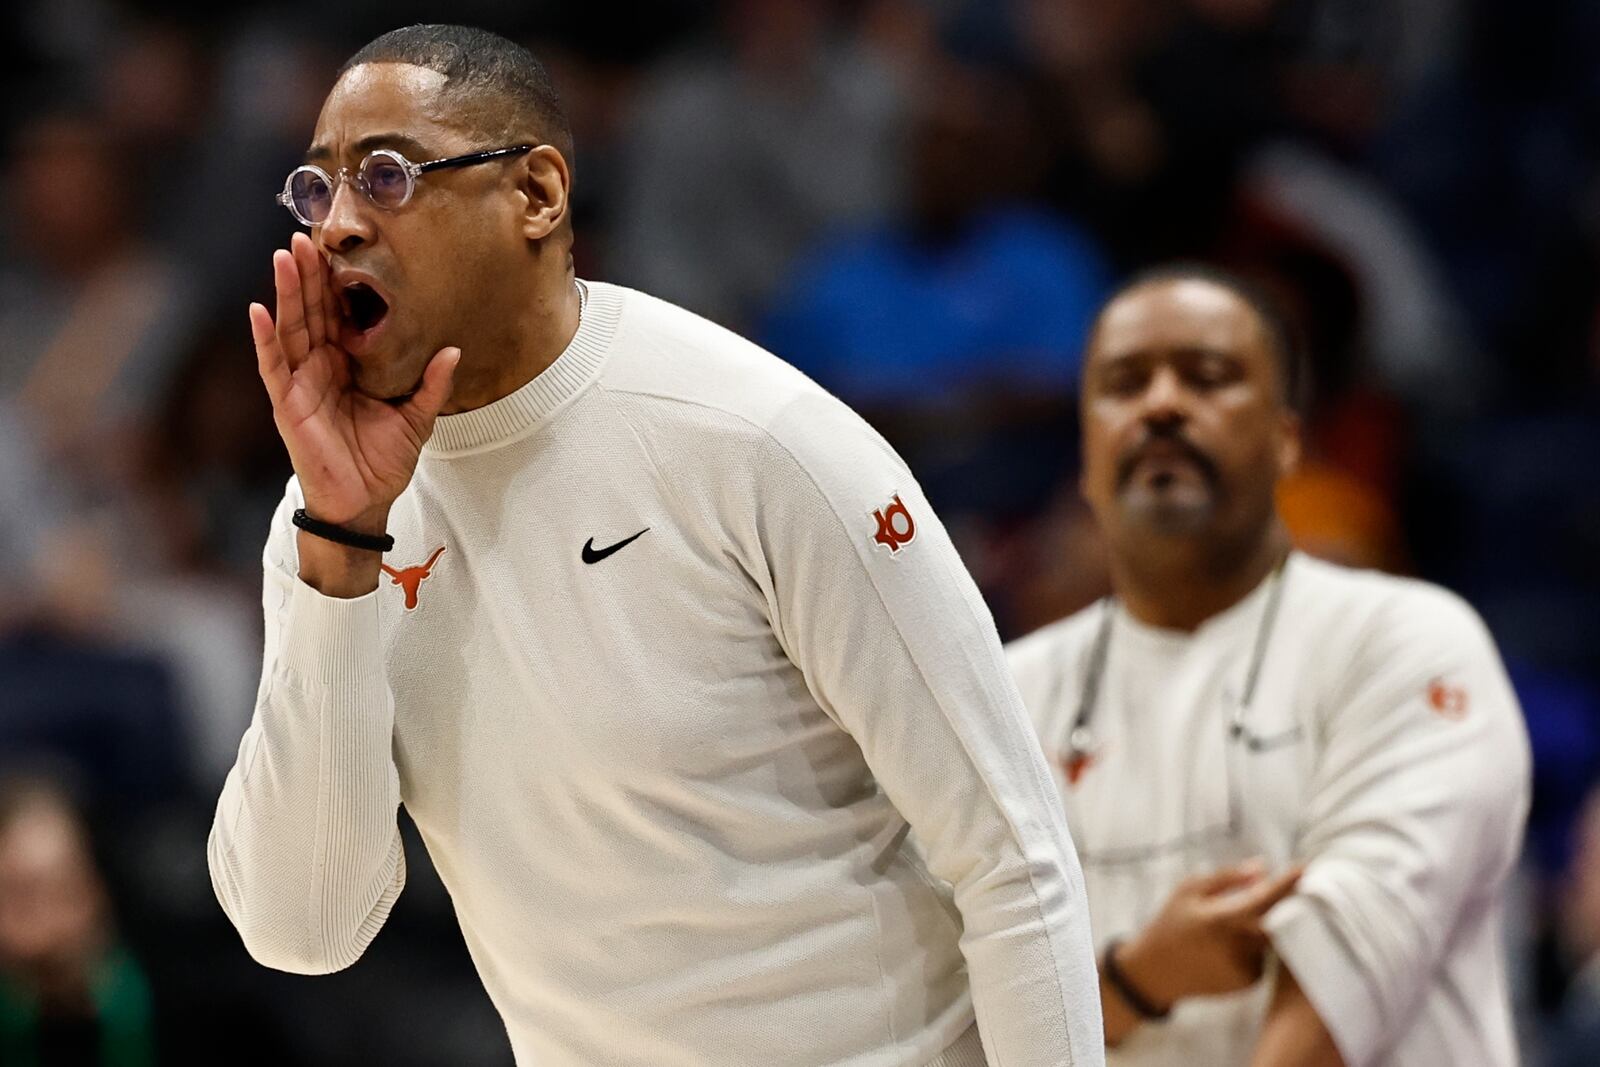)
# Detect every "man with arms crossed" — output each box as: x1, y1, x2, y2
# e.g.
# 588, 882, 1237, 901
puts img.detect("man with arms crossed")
1008, 266, 1529, 1066
208, 23, 1101, 1067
